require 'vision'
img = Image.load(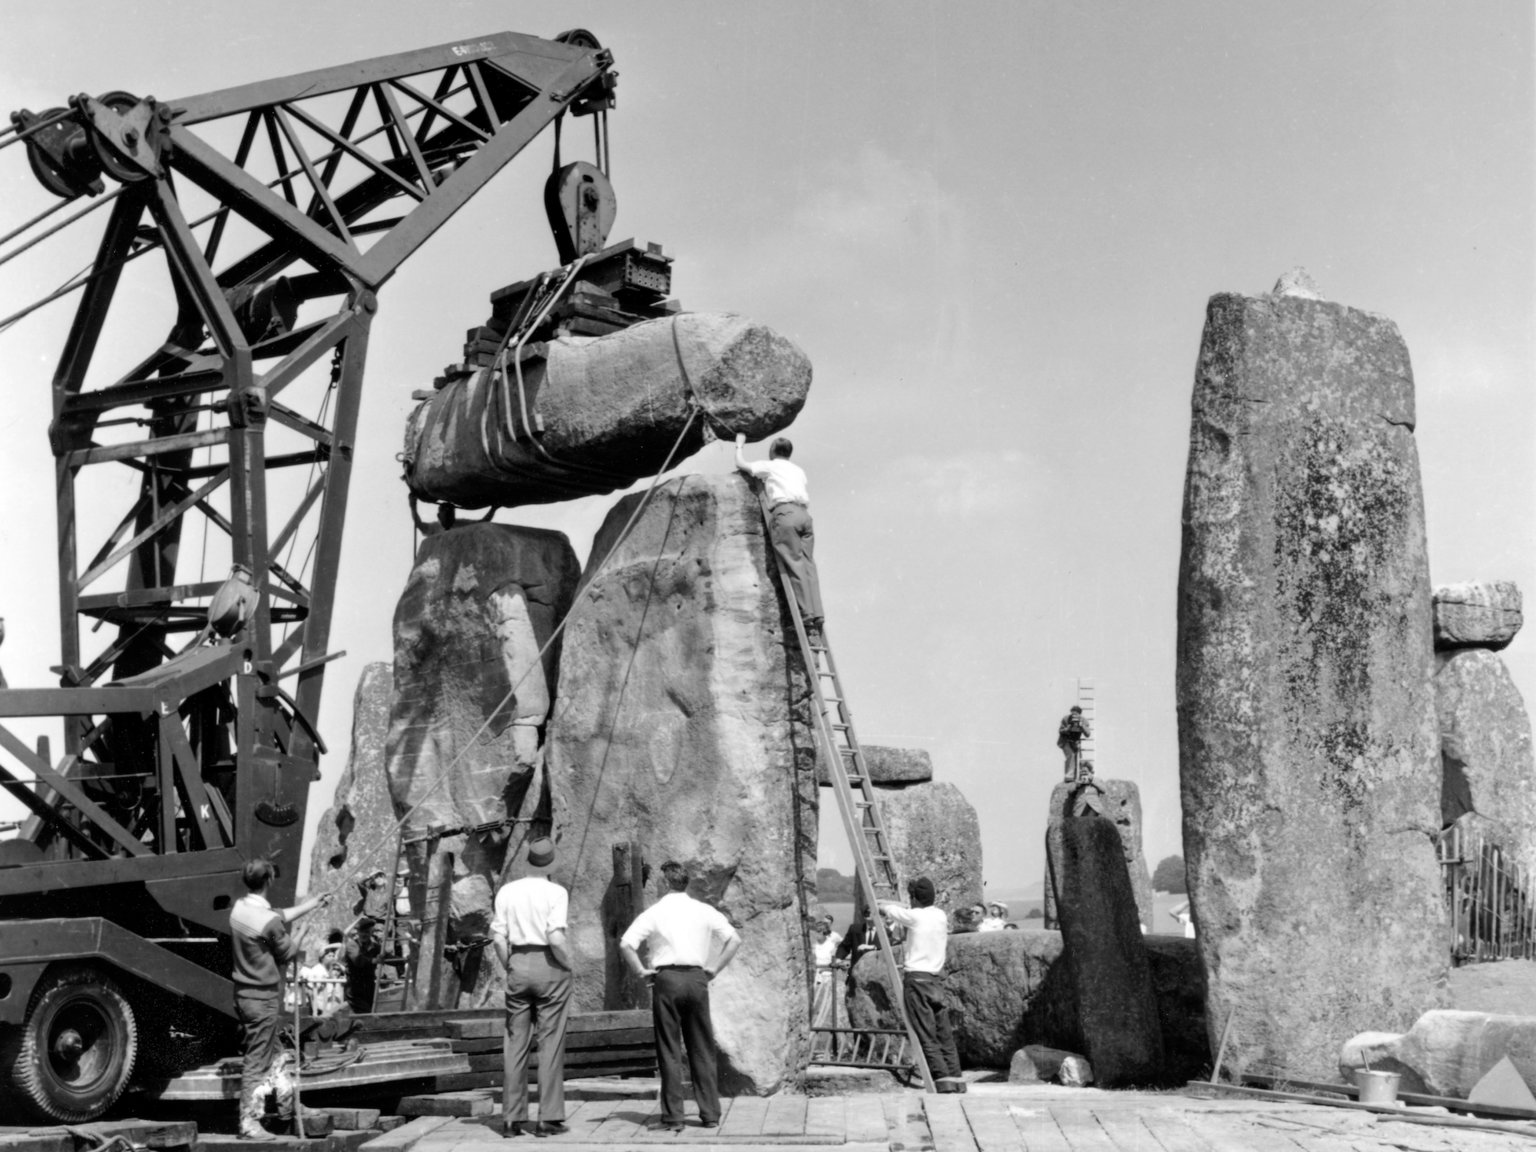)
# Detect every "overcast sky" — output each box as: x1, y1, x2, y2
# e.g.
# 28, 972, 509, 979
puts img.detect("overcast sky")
0, 2, 1530, 895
